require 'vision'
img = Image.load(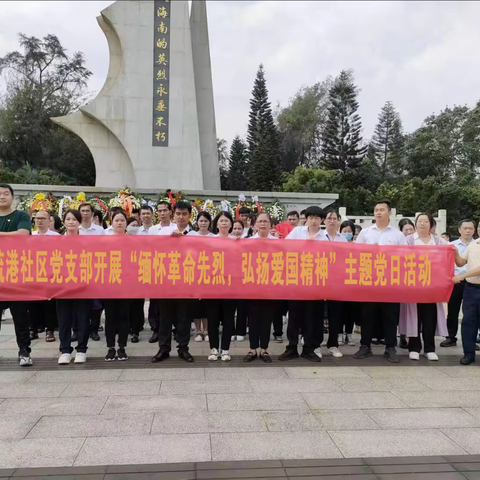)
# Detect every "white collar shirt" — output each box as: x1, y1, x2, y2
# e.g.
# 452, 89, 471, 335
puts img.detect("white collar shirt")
452, 238, 474, 276
187, 231, 215, 237
138, 225, 152, 235
149, 222, 177, 235
325, 231, 348, 242
250, 233, 277, 239
79, 224, 105, 236
286, 226, 328, 241
32, 229, 60, 236
158, 224, 190, 236
355, 224, 407, 246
